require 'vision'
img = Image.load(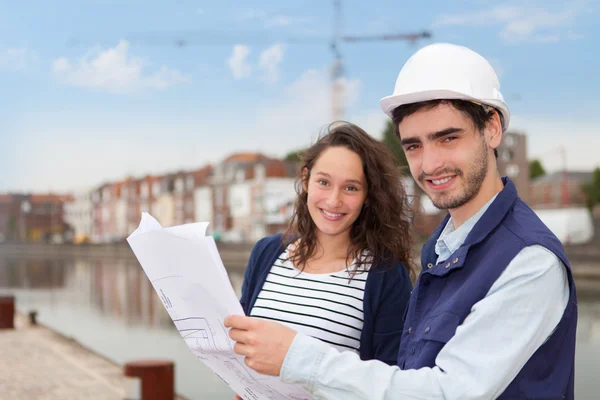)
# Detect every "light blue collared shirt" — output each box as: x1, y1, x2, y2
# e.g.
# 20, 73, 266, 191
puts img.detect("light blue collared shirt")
434, 195, 497, 264
280, 195, 569, 400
